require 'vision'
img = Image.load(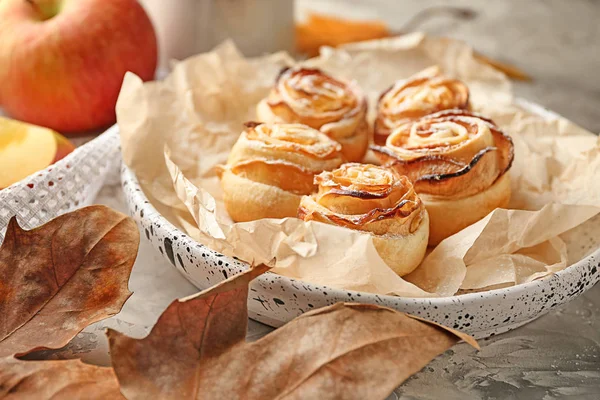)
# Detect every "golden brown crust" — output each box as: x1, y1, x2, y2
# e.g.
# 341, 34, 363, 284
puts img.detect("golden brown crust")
218, 122, 345, 222
229, 159, 316, 195
371, 109, 514, 245
257, 67, 369, 162
298, 163, 429, 276
374, 66, 470, 145
423, 173, 511, 246
220, 169, 303, 222
372, 109, 514, 198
